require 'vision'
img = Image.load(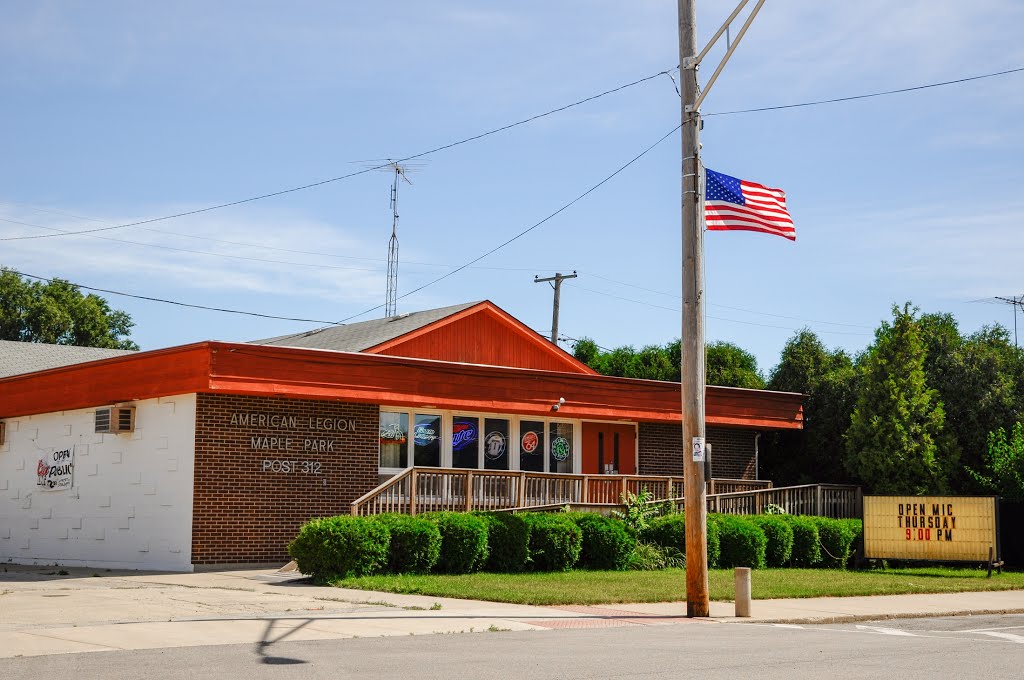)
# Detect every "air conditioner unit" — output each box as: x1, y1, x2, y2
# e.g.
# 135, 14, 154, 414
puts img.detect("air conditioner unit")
95, 406, 136, 434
